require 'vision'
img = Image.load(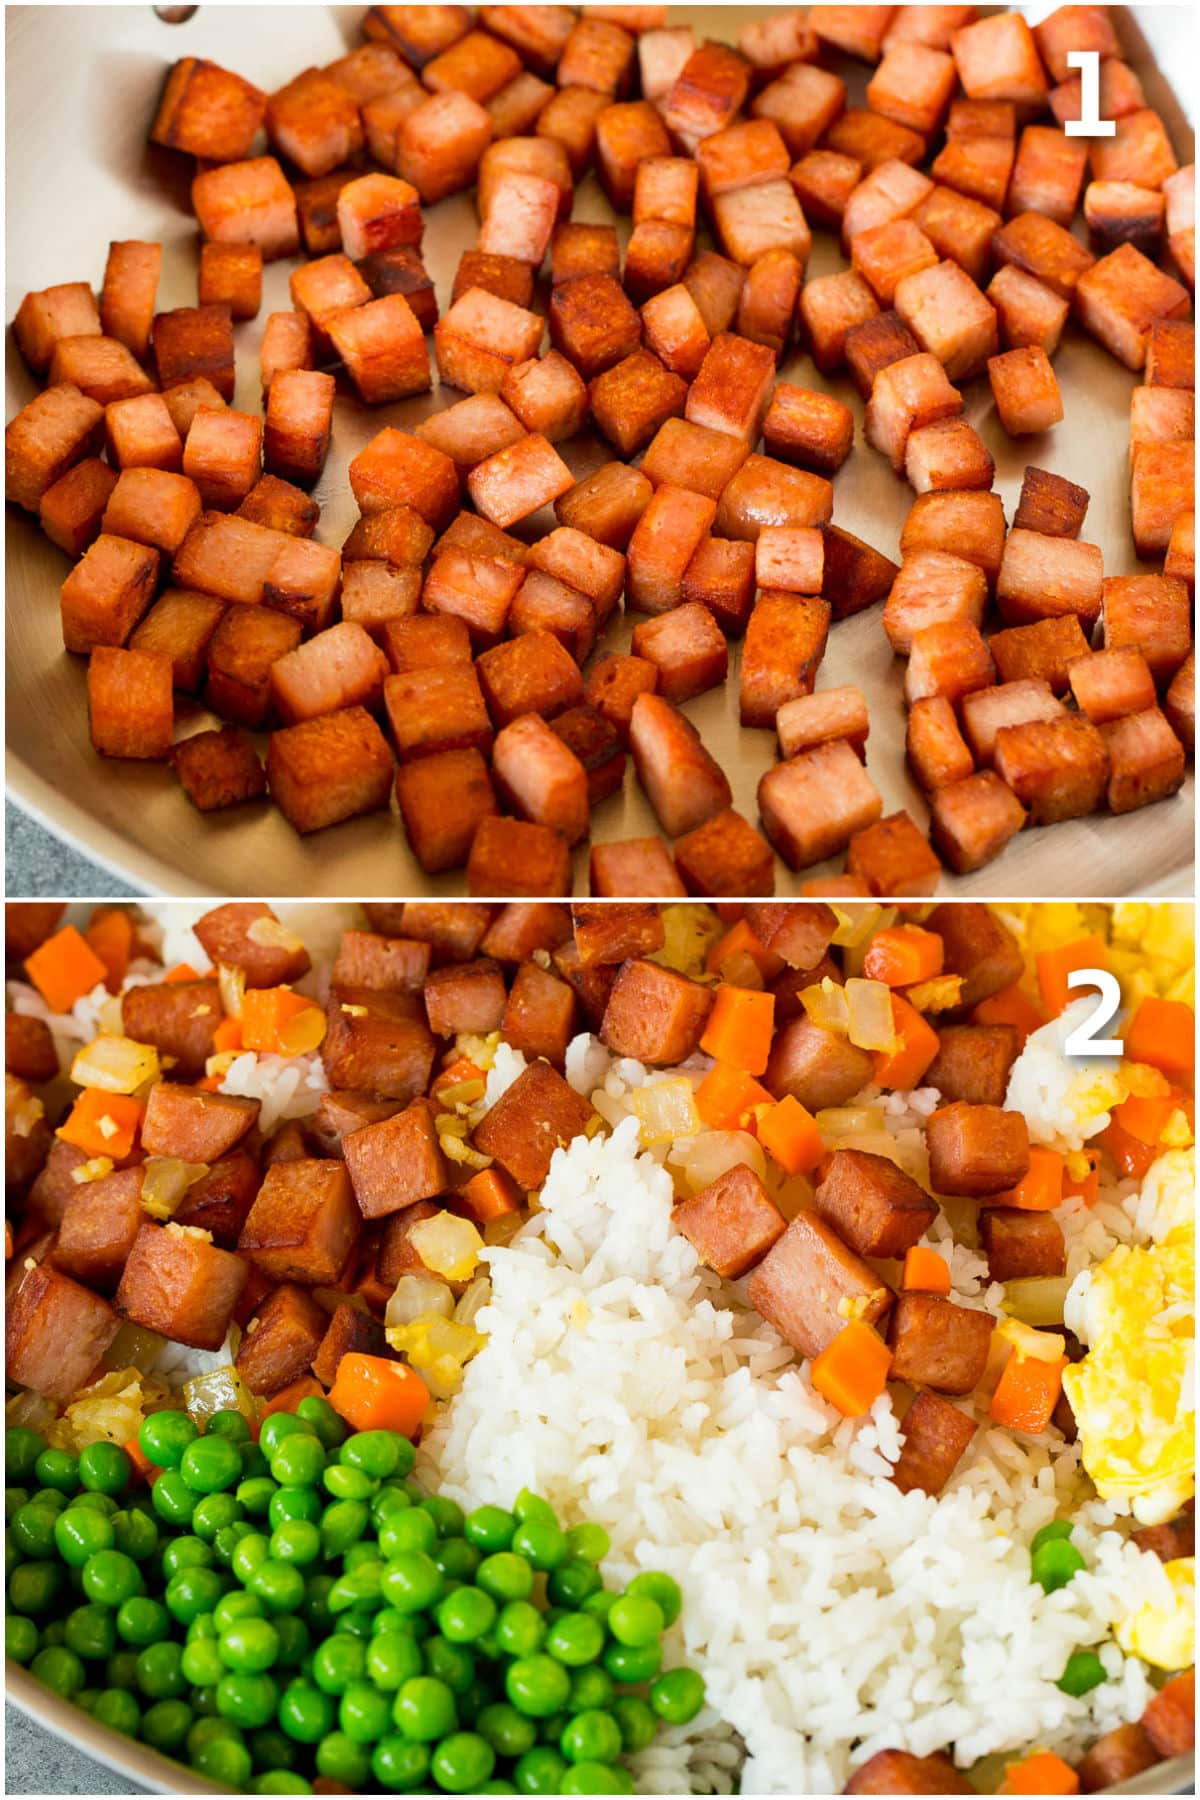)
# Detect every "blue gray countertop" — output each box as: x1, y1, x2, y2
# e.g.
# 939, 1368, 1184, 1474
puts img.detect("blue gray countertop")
6, 804, 141, 900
